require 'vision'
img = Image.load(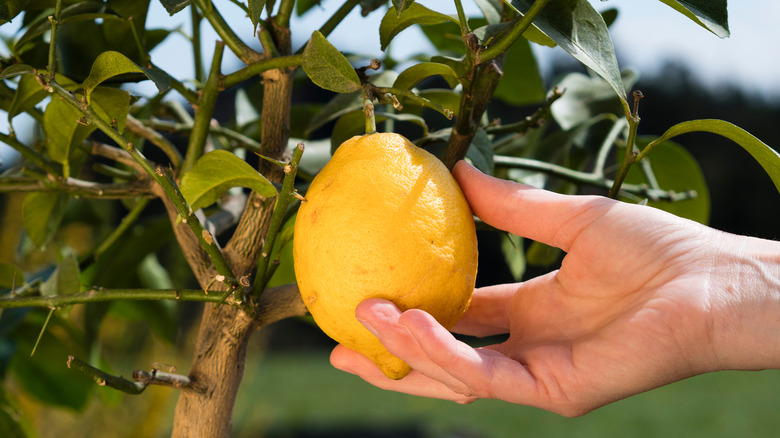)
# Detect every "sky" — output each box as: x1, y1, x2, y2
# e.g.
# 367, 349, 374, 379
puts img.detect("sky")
2, 0, 780, 163
135, 0, 780, 98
